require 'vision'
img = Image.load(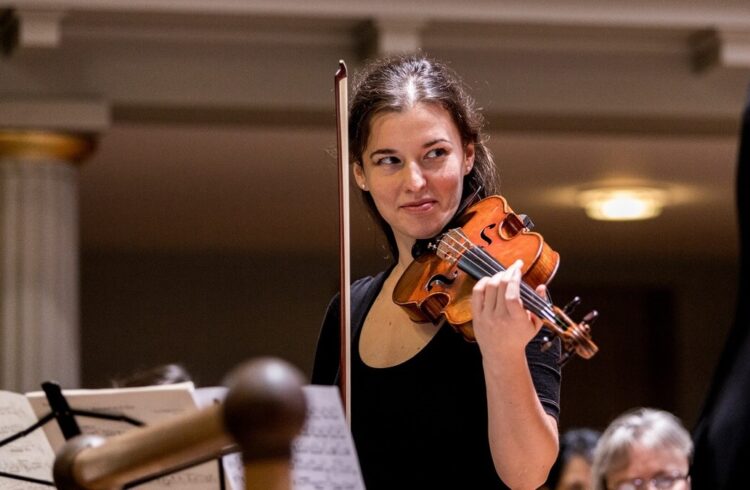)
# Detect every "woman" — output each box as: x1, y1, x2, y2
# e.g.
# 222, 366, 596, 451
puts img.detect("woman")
312, 54, 561, 489
546, 428, 602, 490
591, 408, 692, 490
